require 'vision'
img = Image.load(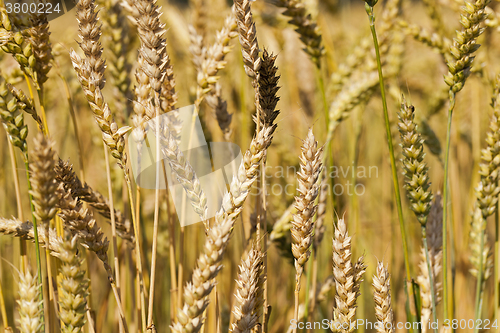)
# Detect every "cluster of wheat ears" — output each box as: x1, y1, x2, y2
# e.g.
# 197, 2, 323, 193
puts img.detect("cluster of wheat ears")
0, 0, 499, 331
